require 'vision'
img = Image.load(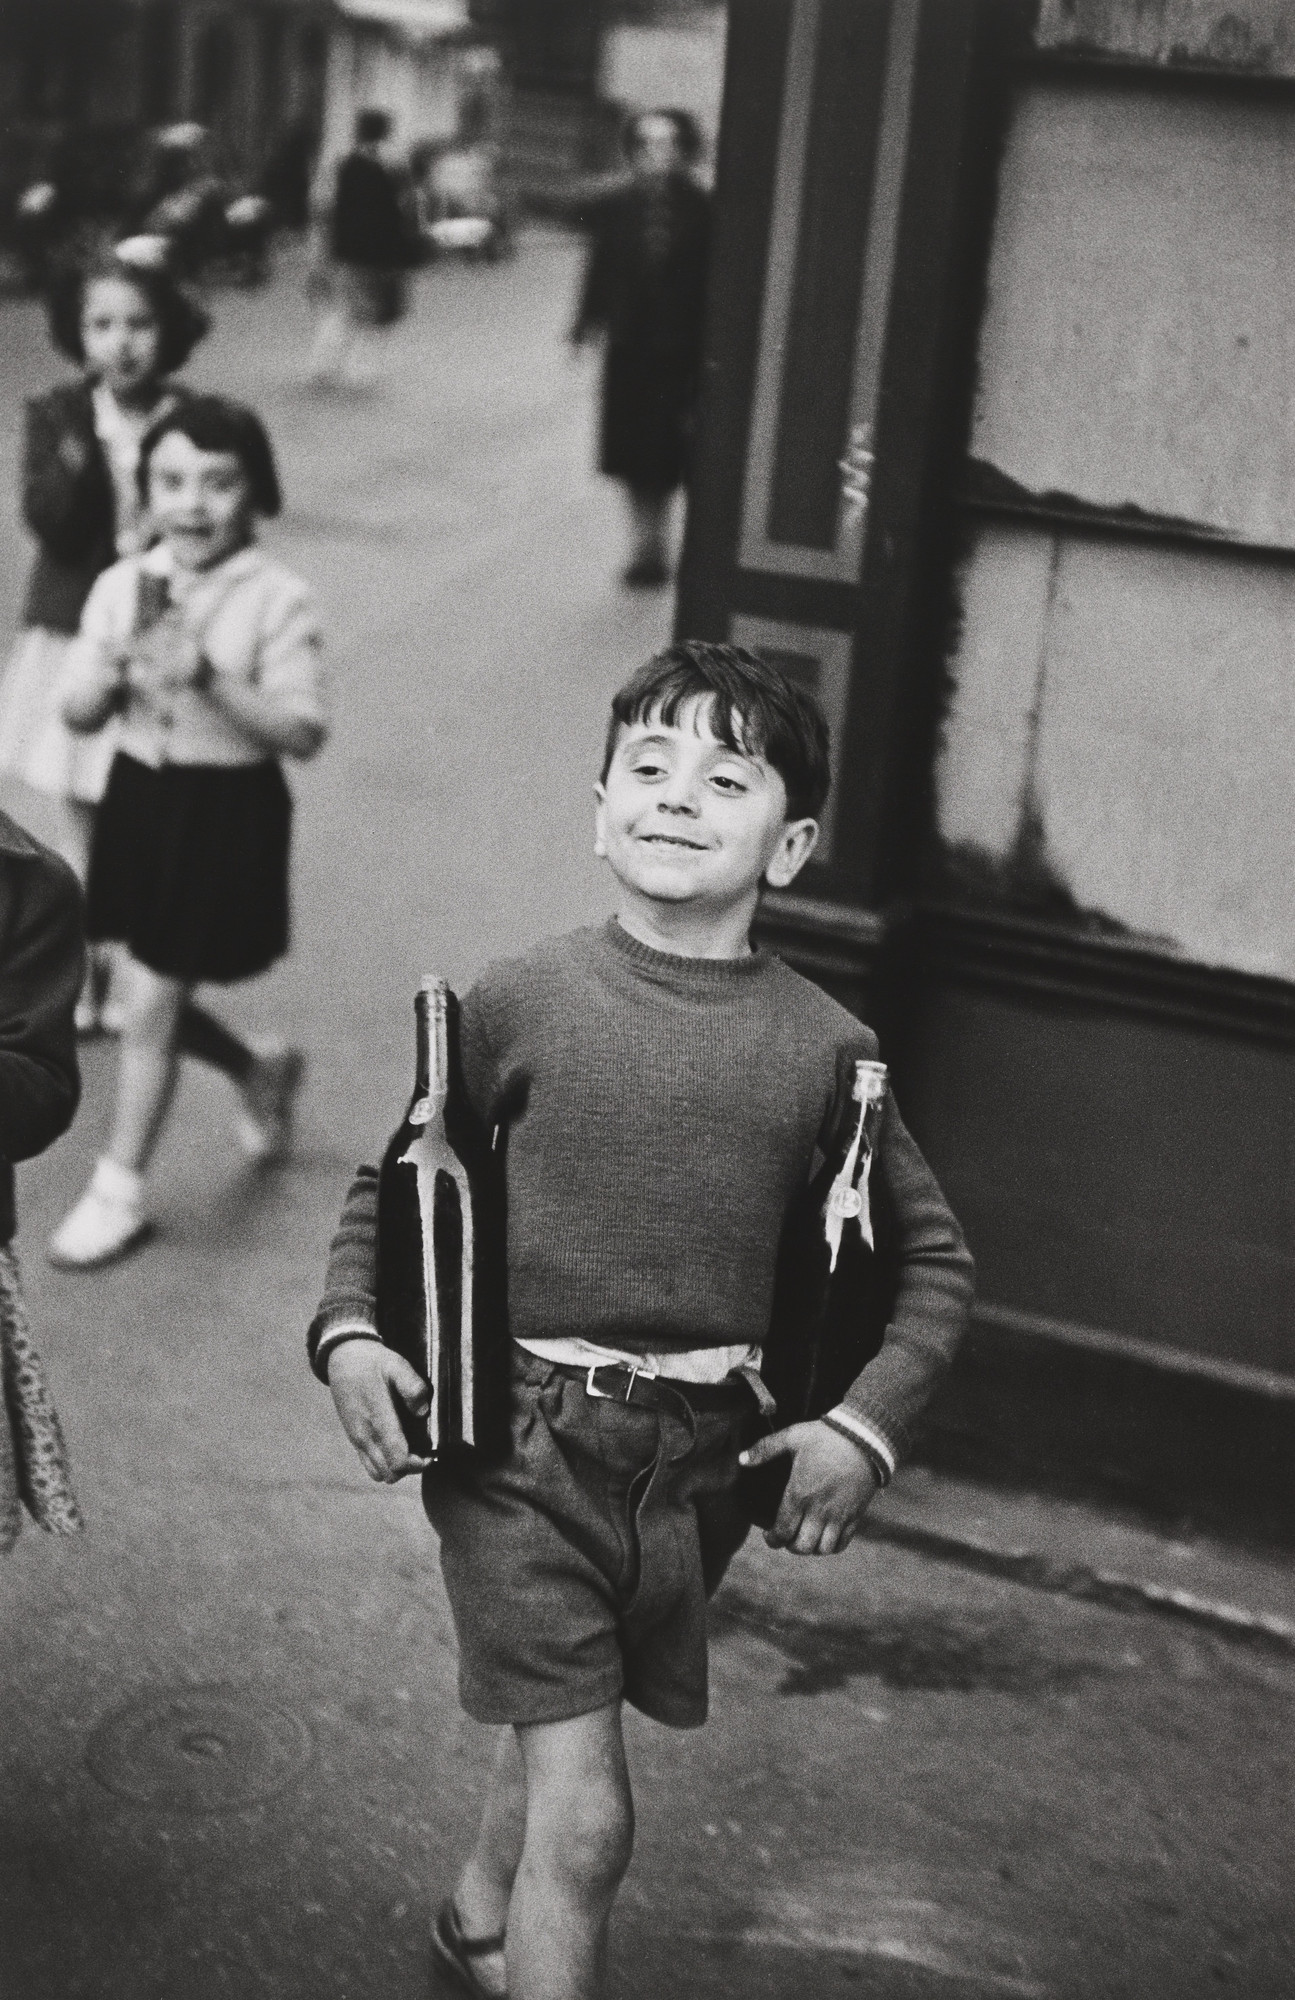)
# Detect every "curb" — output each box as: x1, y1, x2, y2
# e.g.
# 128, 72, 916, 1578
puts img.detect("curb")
861, 1515, 1295, 1658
